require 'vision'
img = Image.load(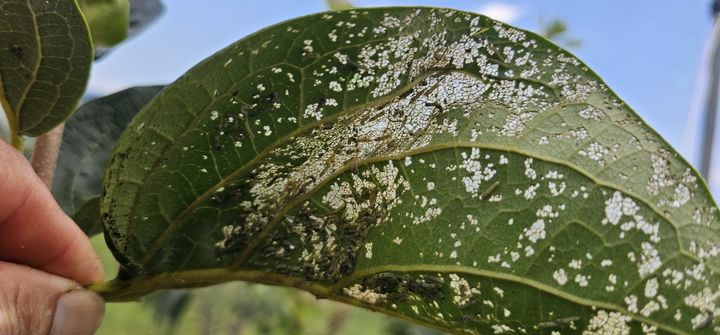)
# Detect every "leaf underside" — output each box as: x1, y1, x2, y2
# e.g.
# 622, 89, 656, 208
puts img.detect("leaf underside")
0, 0, 93, 136
100, 8, 720, 335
